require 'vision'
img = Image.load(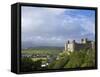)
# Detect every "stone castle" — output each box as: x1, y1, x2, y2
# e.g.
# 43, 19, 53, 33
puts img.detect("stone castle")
65, 38, 95, 52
